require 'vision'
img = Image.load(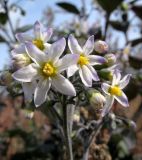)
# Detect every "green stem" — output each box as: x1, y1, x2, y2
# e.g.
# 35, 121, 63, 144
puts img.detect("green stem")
62, 95, 73, 160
